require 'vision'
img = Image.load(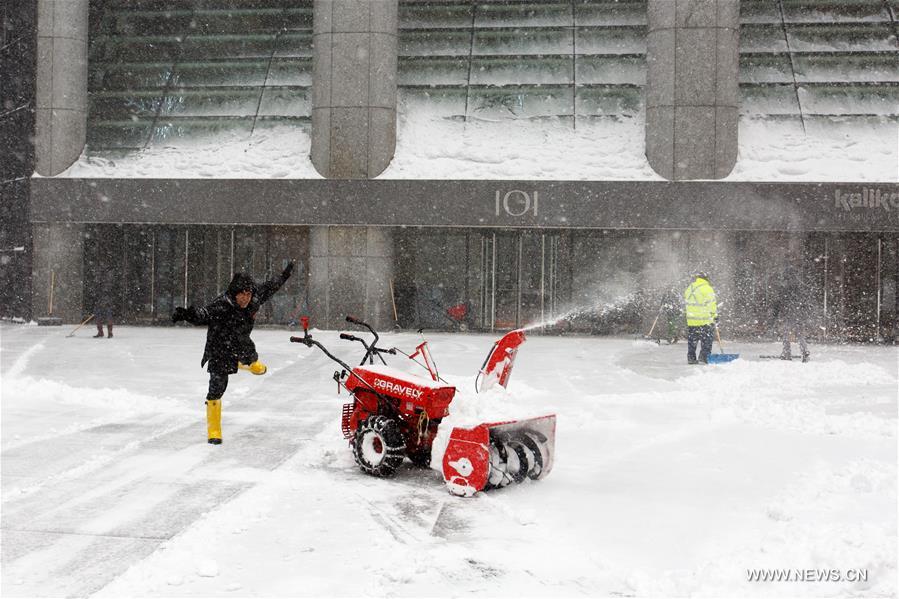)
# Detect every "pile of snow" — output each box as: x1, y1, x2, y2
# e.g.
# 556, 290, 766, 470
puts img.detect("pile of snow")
54, 109, 897, 181
57, 123, 319, 179
729, 116, 898, 182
